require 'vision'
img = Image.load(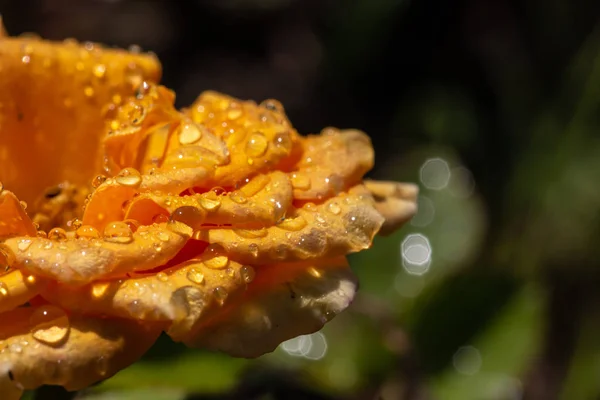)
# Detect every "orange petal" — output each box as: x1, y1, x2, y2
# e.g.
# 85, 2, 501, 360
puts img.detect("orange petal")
3, 223, 189, 284
41, 252, 248, 332
174, 257, 356, 357
126, 171, 293, 228
188, 91, 302, 187
0, 307, 161, 392
0, 36, 160, 207
290, 128, 374, 200
0, 191, 36, 238
195, 188, 384, 264
364, 180, 419, 236
0, 270, 44, 313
